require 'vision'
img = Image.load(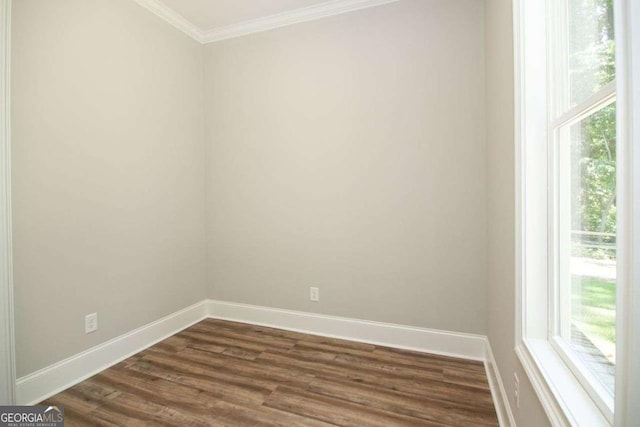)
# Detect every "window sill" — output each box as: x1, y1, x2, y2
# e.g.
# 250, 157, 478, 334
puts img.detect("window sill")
516, 339, 610, 427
